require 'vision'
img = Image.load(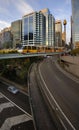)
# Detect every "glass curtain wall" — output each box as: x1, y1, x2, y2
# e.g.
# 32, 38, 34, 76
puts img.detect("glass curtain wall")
72, 0, 79, 48
23, 15, 34, 45
29, 16, 33, 44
